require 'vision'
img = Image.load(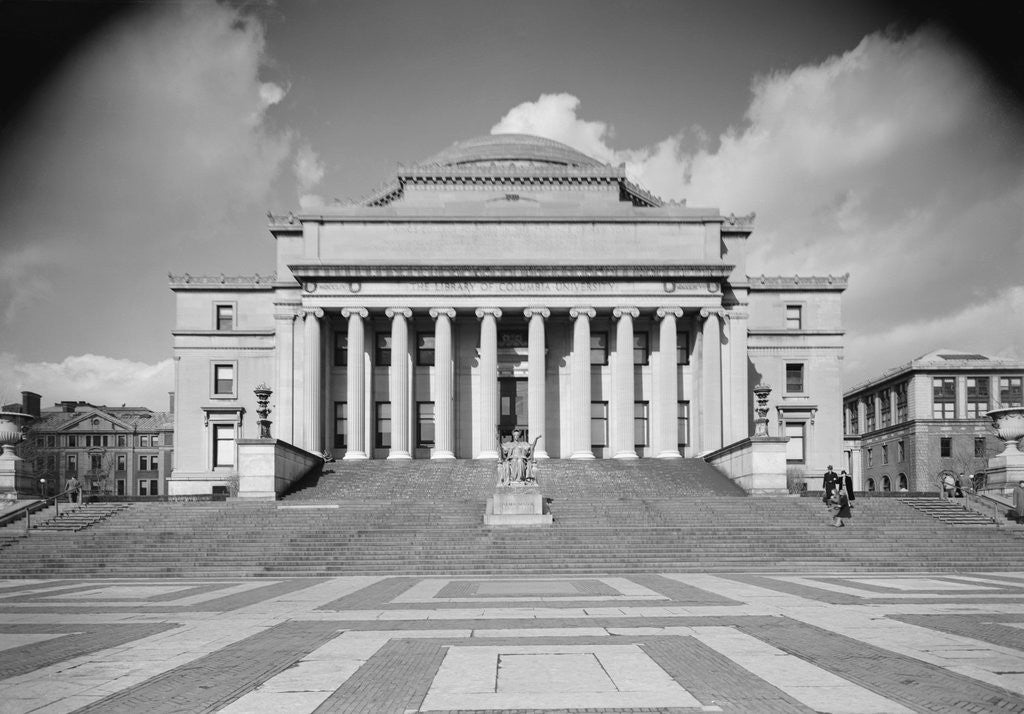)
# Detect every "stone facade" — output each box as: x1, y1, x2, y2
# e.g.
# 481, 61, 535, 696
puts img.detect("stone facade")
843, 350, 1024, 492
169, 134, 847, 495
